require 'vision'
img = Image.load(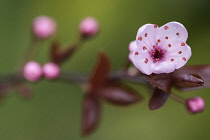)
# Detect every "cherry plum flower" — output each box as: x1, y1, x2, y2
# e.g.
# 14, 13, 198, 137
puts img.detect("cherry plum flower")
130, 22, 192, 75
